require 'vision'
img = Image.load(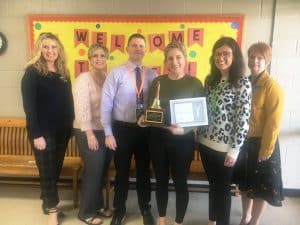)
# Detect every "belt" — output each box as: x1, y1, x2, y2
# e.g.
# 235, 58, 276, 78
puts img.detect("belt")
113, 120, 138, 128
